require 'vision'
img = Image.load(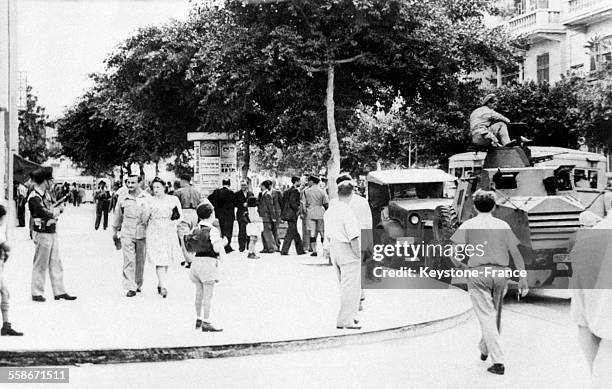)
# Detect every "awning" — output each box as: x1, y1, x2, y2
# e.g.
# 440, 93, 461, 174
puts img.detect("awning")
13, 154, 42, 184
